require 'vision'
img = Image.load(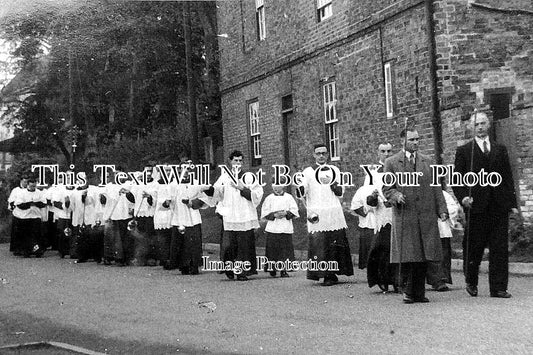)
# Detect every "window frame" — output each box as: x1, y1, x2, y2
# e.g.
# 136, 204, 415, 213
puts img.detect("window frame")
322, 81, 340, 161
256, 0, 266, 41
384, 61, 394, 118
248, 99, 262, 166
317, 0, 333, 22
